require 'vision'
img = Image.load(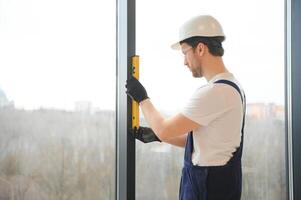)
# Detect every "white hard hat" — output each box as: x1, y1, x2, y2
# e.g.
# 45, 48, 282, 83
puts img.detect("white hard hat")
171, 15, 225, 50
